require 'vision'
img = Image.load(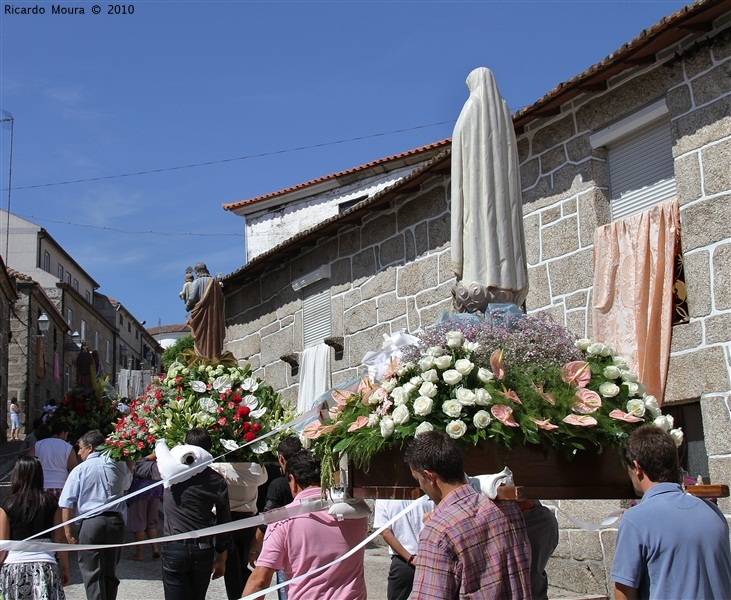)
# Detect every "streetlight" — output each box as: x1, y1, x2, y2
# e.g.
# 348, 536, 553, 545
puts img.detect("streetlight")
37, 312, 50, 336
